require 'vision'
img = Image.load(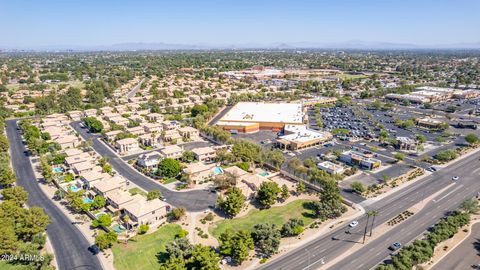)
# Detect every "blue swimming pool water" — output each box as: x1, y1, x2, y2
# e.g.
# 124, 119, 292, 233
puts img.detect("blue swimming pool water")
112, 224, 126, 233
70, 186, 81, 192
83, 197, 94, 204
258, 172, 269, 177
52, 167, 64, 173
213, 167, 223, 175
